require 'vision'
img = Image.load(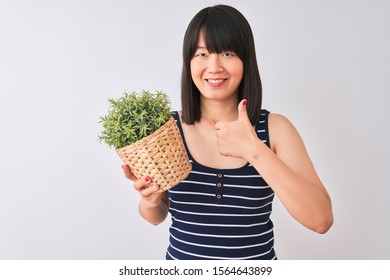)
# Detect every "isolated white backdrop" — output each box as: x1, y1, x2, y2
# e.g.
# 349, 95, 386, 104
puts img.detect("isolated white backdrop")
0, 0, 389, 259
